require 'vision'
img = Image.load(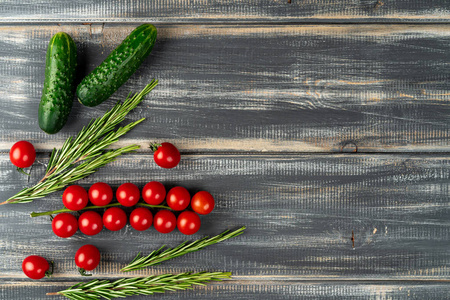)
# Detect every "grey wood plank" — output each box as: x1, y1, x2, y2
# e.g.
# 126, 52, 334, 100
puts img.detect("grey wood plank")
0, 24, 449, 153
0, 154, 449, 280
0, 0, 449, 23
1, 280, 450, 300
